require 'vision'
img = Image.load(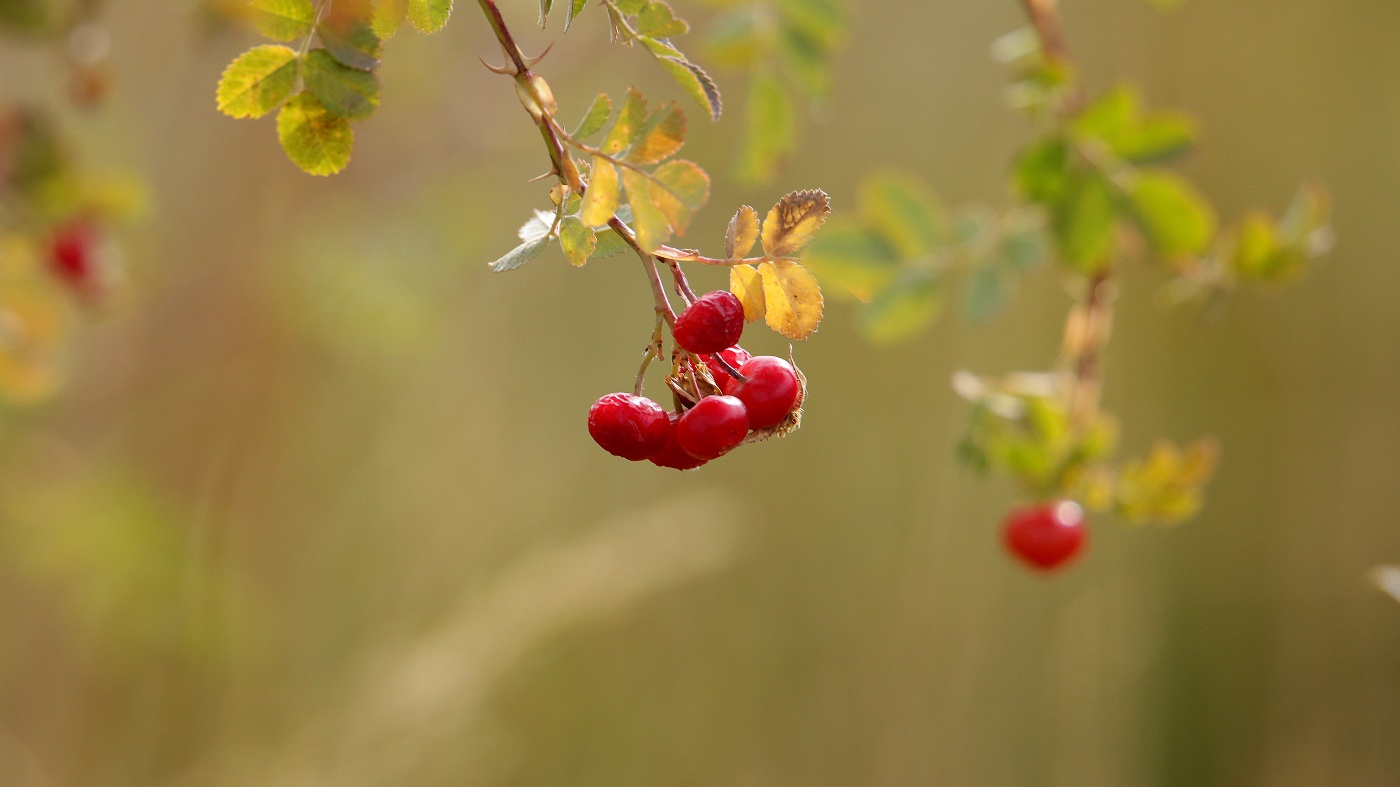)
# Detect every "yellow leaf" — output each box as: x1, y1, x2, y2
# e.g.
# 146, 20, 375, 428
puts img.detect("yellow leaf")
580, 157, 620, 227
725, 205, 759, 259
761, 189, 831, 257
601, 88, 646, 156
758, 260, 823, 340
729, 263, 765, 322
216, 45, 300, 119
648, 160, 709, 237
621, 167, 671, 252
276, 92, 354, 176
560, 216, 597, 267
625, 102, 686, 166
